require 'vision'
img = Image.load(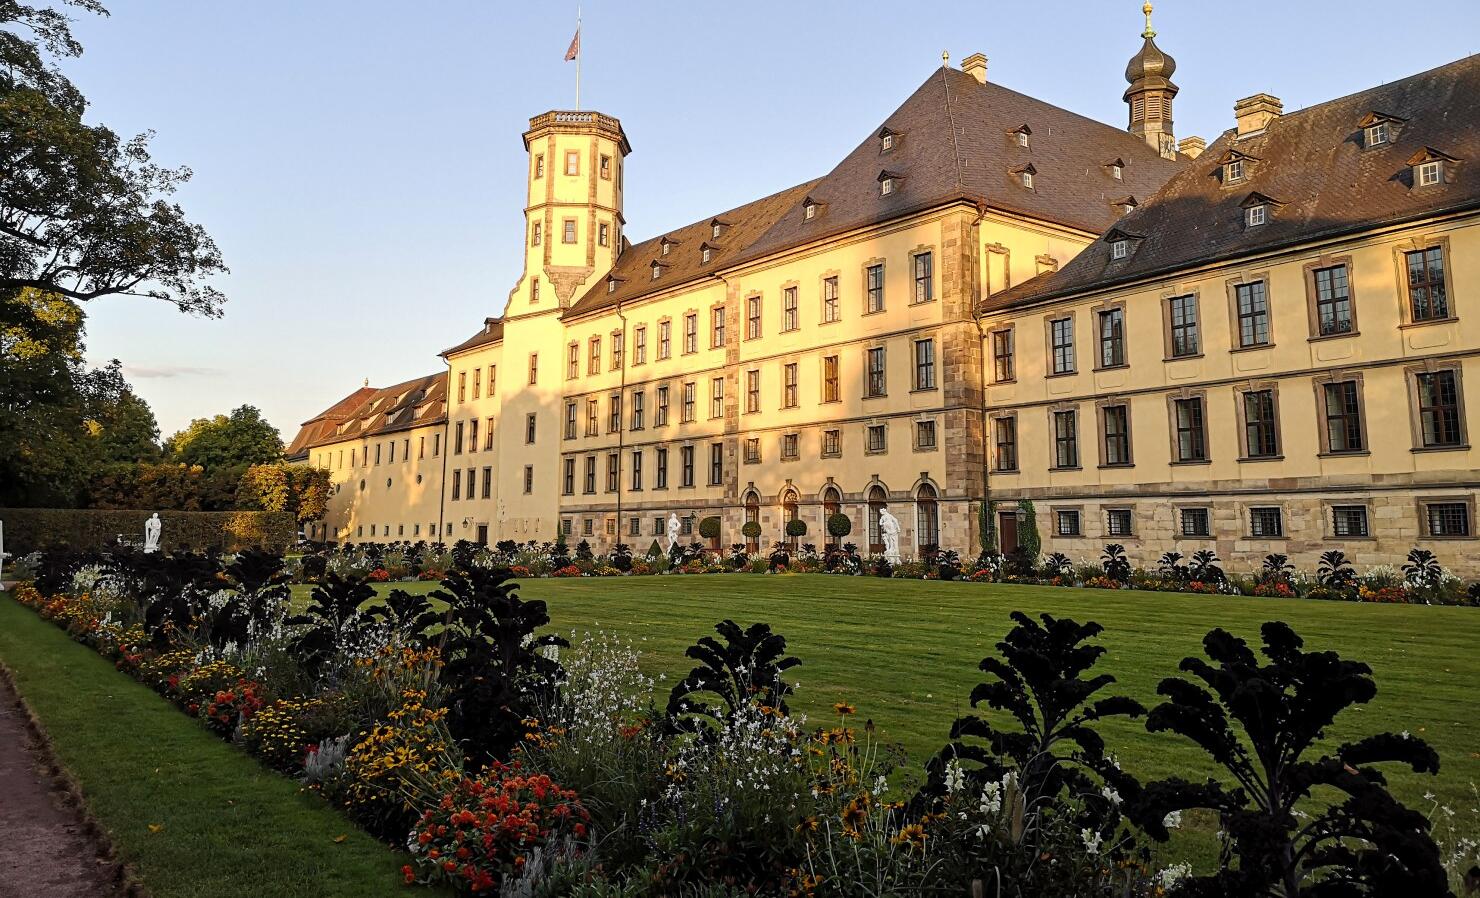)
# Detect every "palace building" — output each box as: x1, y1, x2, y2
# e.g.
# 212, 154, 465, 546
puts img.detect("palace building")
289, 10, 1480, 574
